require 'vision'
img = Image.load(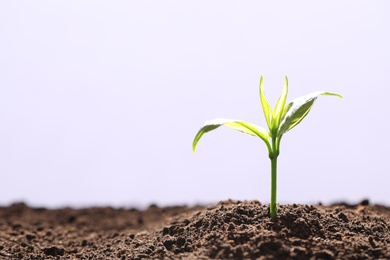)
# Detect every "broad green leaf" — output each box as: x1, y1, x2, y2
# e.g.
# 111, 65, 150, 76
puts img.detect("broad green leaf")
277, 91, 342, 136
271, 76, 289, 132
281, 102, 293, 121
259, 76, 273, 130
192, 118, 270, 152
